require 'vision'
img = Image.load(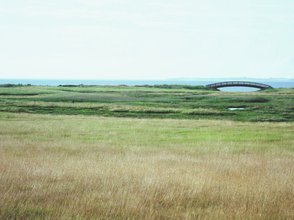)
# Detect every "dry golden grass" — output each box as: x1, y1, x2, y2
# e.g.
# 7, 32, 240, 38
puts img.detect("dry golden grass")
0, 113, 294, 219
